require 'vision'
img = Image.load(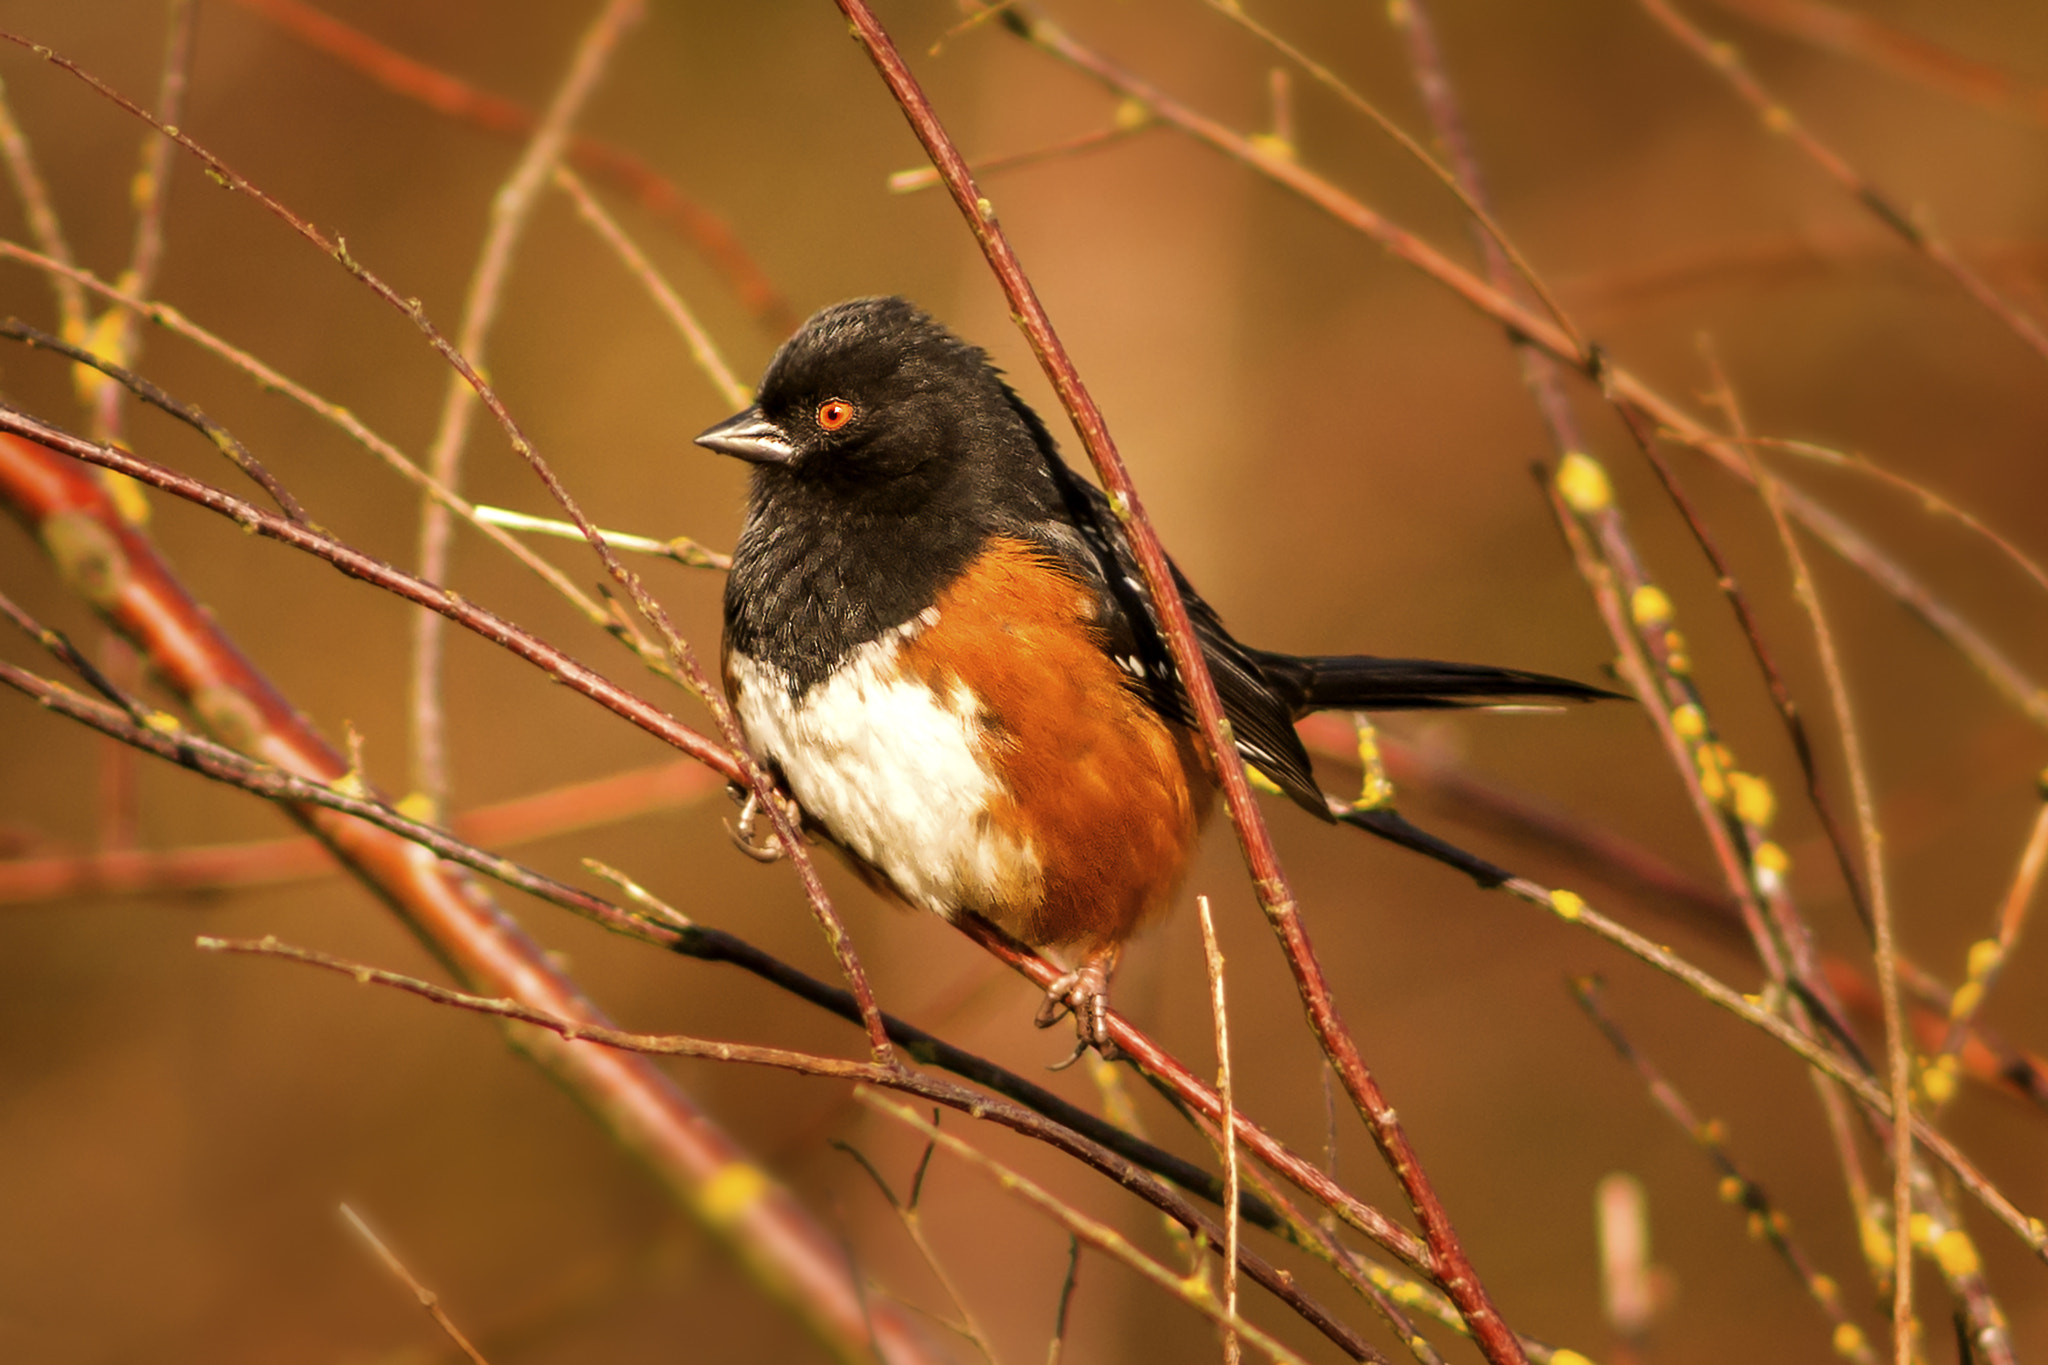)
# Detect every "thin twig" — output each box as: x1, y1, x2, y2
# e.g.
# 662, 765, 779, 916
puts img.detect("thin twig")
0, 238, 649, 641
1702, 0, 2048, 127
0, 78, 84, 333
339, 1203, 494, 1365
0, 32, 890, 1051
1197, 895, 1241, 1365
472, 504, 730, 570
94, 635, 141, 853
1742, 435, 2048, 602
1044, 1236, 1081, 1365
1635, 0, 2048, 365
1933, 793, 2048, 1088
197, 934, 1383, 1363
1734, 421, 1915, 1361
221, 0, 796, 331
410, 0, 644, 814
80, 1, 191, 866
552, 164, 749, 411
835, 1138, 1003, 1364
201, 930, 899, 1069
0, 759, 720, 906
0, 316, 309, 524
1299, 714, 1740, 931
87, 0, 192, 446
834, 8, 1526, 1359
0, 587, 153, 725
1680, 344, 1872, 930
1205, 0, 1584, 359
1573, 977, 1878, 1363
1152, 1053, 1464, 1364
993, 5, 2048, 732
888, 116, 1151, 194
855, 1093, 1312, 1365
123, 0, 190, 306
958, 912, 1436, 1275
